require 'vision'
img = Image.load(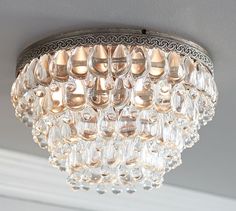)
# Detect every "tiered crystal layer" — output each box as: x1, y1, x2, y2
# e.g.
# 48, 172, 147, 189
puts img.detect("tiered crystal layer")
11, 45, 217, 194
